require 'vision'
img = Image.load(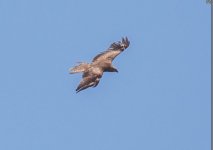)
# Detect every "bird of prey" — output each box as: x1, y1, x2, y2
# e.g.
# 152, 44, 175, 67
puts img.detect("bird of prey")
69, 37, 130, 93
